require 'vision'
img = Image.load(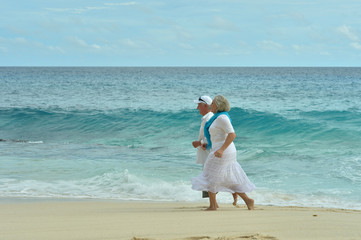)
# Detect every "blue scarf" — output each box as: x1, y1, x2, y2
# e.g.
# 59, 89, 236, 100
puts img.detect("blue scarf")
204, 112, 232, 150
